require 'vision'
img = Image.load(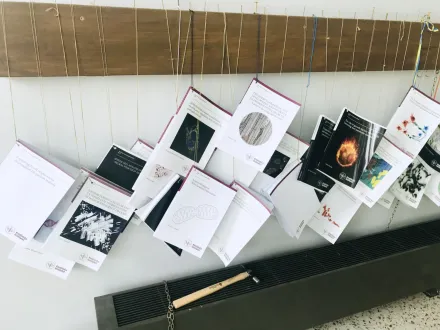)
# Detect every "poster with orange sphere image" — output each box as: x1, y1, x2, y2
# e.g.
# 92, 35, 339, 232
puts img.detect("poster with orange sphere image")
317, 108, 386, 188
